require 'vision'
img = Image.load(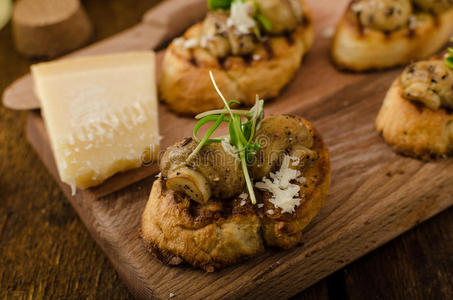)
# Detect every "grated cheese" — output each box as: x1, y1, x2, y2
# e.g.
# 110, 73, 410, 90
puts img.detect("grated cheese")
255, 155, 304, 214
221, 137, 240, 161
227, 1, 256, 34
239, 192, 248, 200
